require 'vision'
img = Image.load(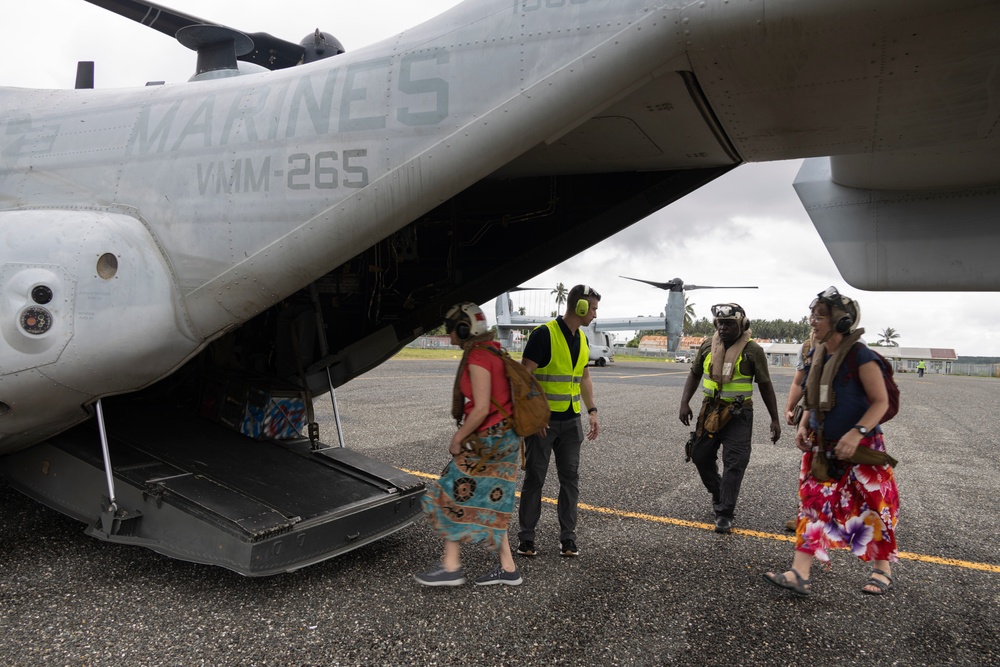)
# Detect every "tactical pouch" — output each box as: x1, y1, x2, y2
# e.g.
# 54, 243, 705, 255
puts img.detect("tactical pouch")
684, 431, 699, 462
848, 446, 898, 468
809, 436, 898, 482
698, 403, 733, 436
810, 449, 831, 482
792, 401, 804, 427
